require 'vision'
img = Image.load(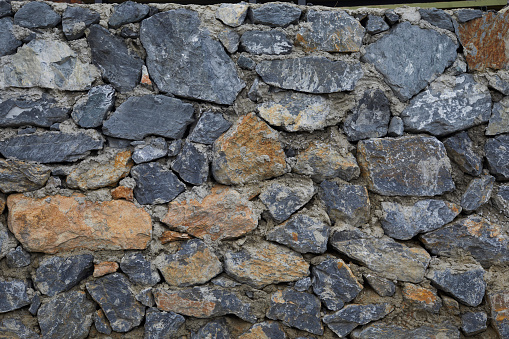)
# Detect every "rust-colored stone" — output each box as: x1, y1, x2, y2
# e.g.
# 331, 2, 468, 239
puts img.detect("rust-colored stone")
212, 113, 287, 185
0, 193, 5, 214
7, 194, 152, 254
402, 283, 442, 313
93, 261, 119, 278
111, 186, 134, 202
159, 230, 191, 244
154, 289, 216, 318
488, 290, 509, 337
162, 185, 258, 241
